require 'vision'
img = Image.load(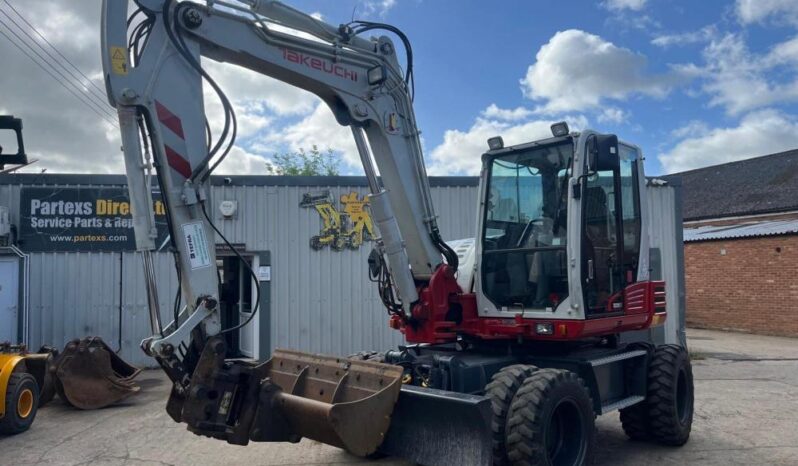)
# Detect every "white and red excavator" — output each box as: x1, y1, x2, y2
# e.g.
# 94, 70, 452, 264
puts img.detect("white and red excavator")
102, 2, 694, 465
